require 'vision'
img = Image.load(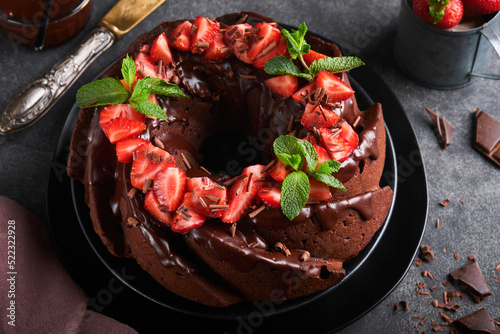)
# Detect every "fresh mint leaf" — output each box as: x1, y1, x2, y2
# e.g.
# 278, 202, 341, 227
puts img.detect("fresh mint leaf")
130, 99, 168, 121
264, 56, 312, 79
141, 77, 189, 98
310, 172, 346, 190
76, 77, 128, 108
281, 171, 310, 220
273, 135, 304, 170
121, 55, 136, 91
276, 153, 302, 171
297, 140, 319, 173
281, 23, 310, 60
309, 56, 365, 77
314, 160, 341, 175
128, 78, 151, 104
